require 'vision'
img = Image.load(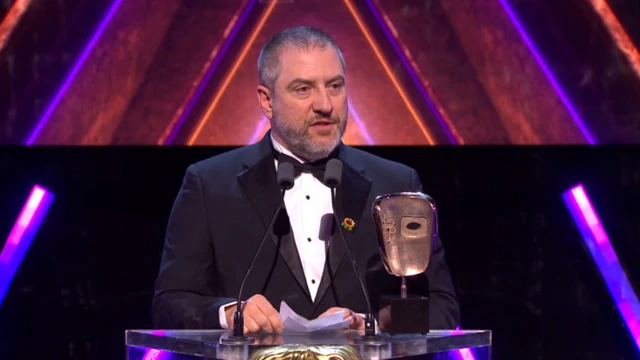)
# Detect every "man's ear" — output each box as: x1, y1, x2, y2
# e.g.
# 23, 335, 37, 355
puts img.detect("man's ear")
257, 85, 273, 119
